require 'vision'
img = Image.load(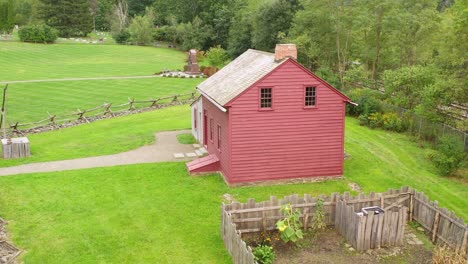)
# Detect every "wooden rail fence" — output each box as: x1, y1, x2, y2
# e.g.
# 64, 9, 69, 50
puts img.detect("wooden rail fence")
2, 93, 196, 136
221, 186, 467, 263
